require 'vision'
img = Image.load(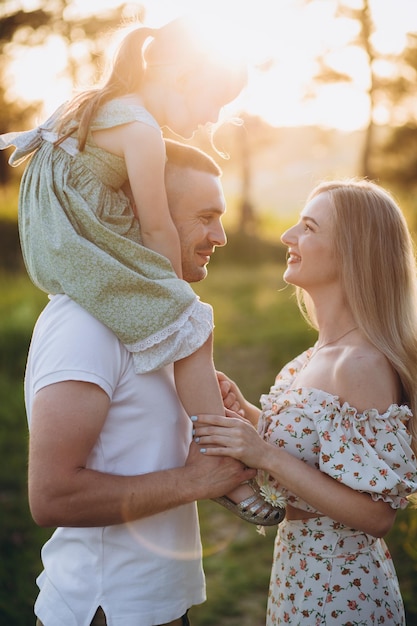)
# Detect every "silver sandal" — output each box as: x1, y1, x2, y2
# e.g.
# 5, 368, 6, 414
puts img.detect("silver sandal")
212, 479, 286, 526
